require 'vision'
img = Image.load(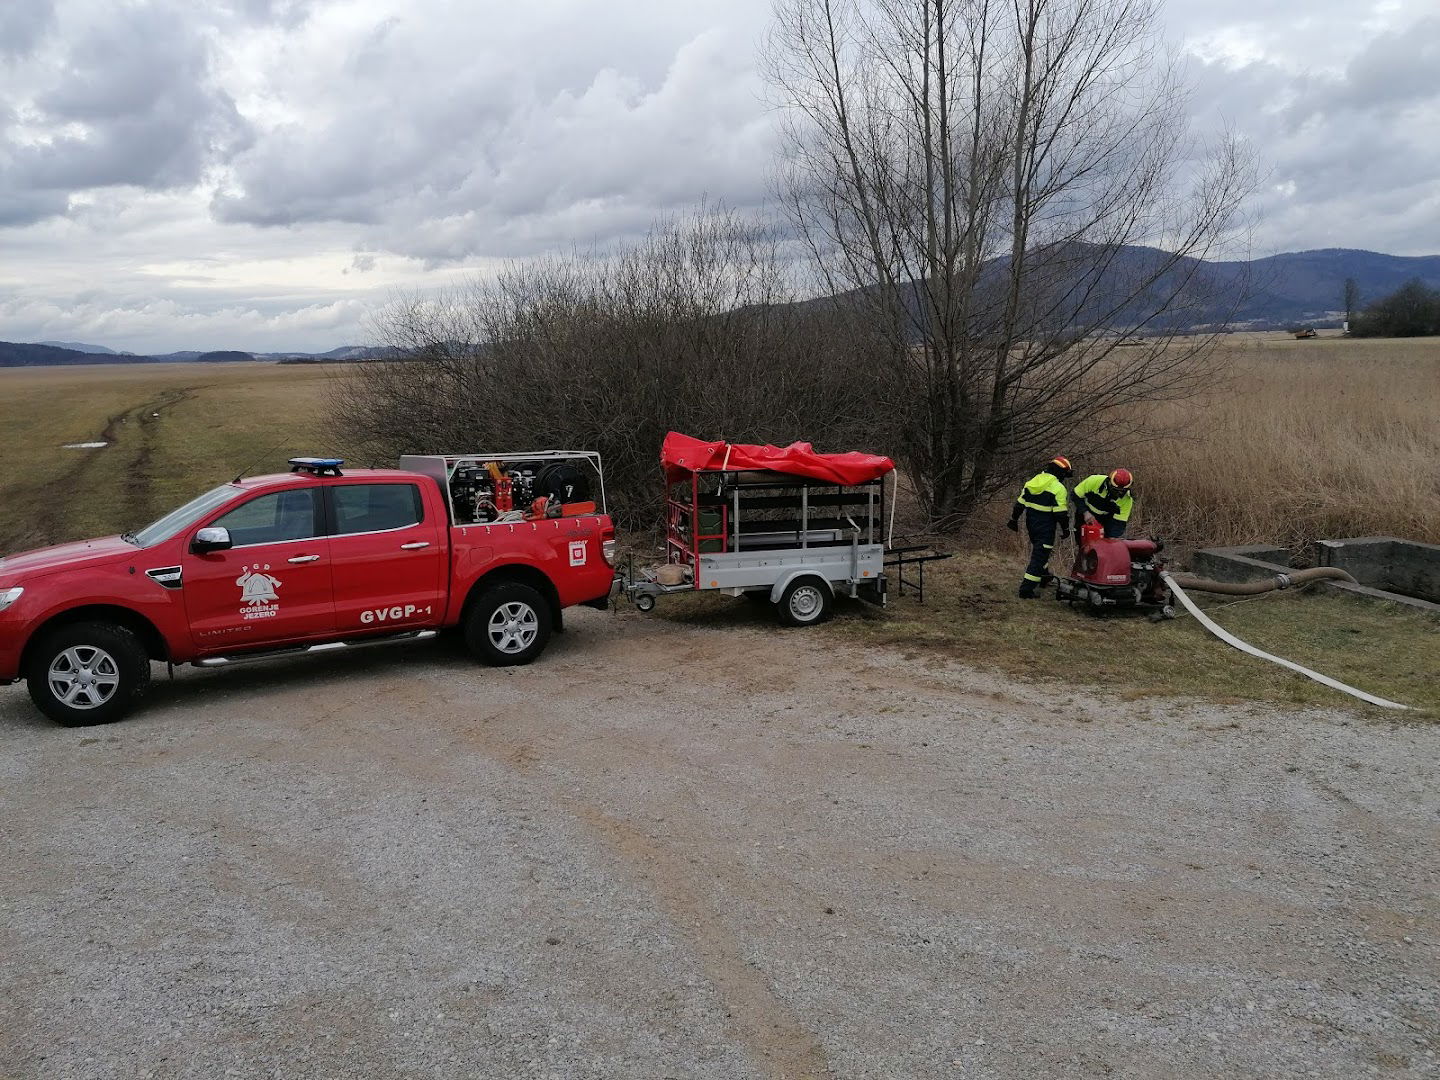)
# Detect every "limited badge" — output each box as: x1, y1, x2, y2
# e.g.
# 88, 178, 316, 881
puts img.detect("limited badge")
569, 540, 587, 567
